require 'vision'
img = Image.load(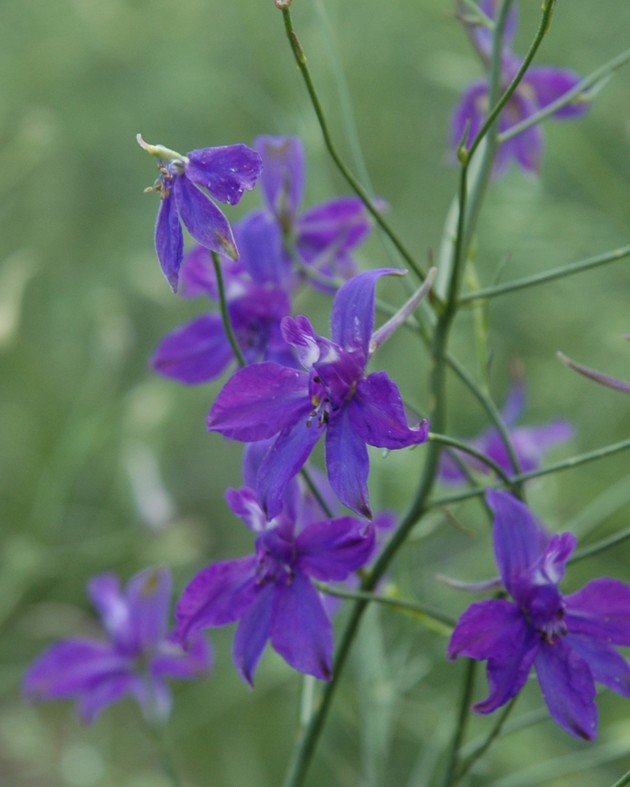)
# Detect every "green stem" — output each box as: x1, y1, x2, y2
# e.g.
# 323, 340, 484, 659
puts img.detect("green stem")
453, 697, 517, 785
570, 525, 630, 565
315, 583, 456, 630
146, 722, 183, 787
428, 432, 513, 487
439, 660, 477, 787
211, 252, 246, 368
609, 767, 630, 787
279, 7, 430, 287
459, 244, 630, 303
